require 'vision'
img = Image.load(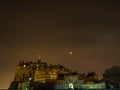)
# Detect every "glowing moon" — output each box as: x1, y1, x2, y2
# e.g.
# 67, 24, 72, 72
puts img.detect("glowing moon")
69, 51, 73, 55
